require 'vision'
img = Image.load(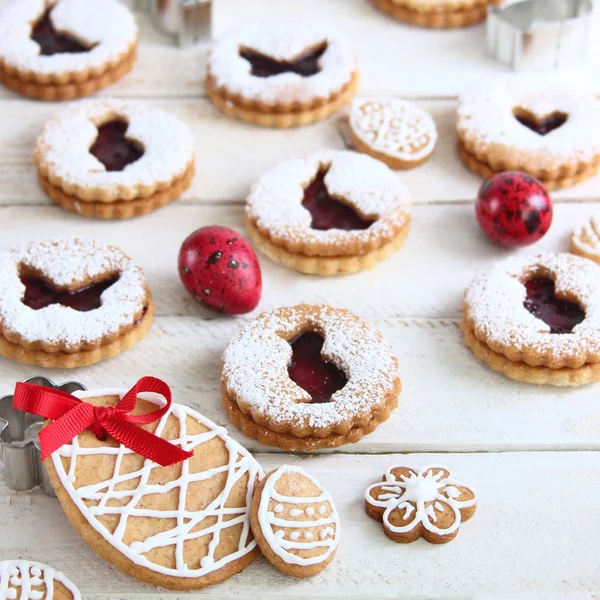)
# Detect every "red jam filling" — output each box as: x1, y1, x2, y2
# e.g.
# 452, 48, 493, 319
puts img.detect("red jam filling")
523, 277, 585, 334
239, 42, 327, 78
31, 8, 94, 56
21, 275, 119, 312
89, 121, 144, 172
287, 332, 348, 404
302, 168, 373, 231
515, 112, 568, 136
